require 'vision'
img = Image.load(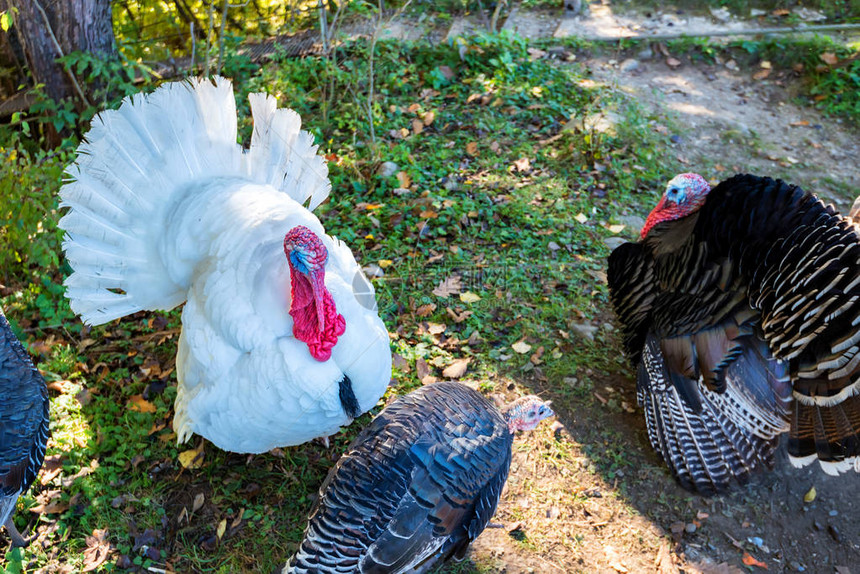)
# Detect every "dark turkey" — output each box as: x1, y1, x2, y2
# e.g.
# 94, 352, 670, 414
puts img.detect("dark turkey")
608, 173, 860, 493
283, 381, 553, 573
0, 307, 50, 546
